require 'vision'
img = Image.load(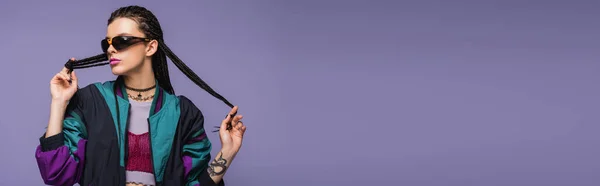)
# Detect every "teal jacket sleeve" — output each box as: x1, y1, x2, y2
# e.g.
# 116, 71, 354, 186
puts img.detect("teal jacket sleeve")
179, 96, 225, 186
35, 90, 88, 186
